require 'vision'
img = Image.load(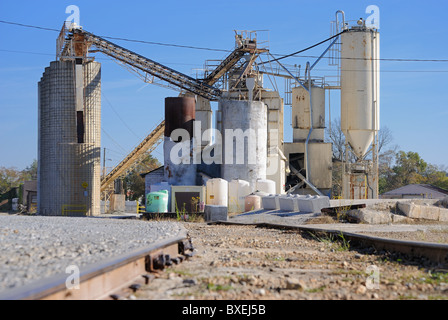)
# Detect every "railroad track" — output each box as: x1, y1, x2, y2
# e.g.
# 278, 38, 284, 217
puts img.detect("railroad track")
211, 221, 448, 266
0, 234, 194, 300
2, 219, 447, 300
